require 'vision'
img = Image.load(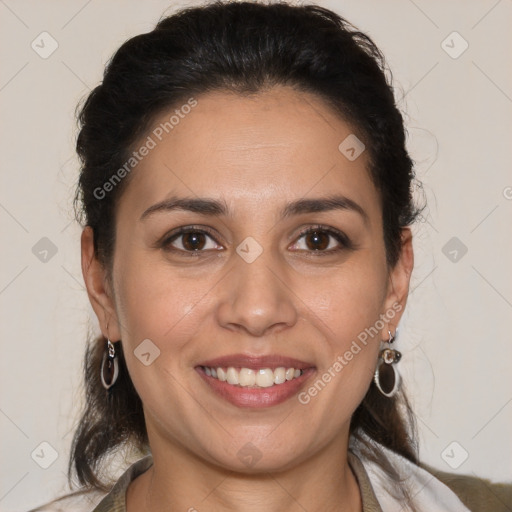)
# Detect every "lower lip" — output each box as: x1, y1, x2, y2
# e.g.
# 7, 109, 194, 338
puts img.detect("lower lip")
195, 367, 316, 408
